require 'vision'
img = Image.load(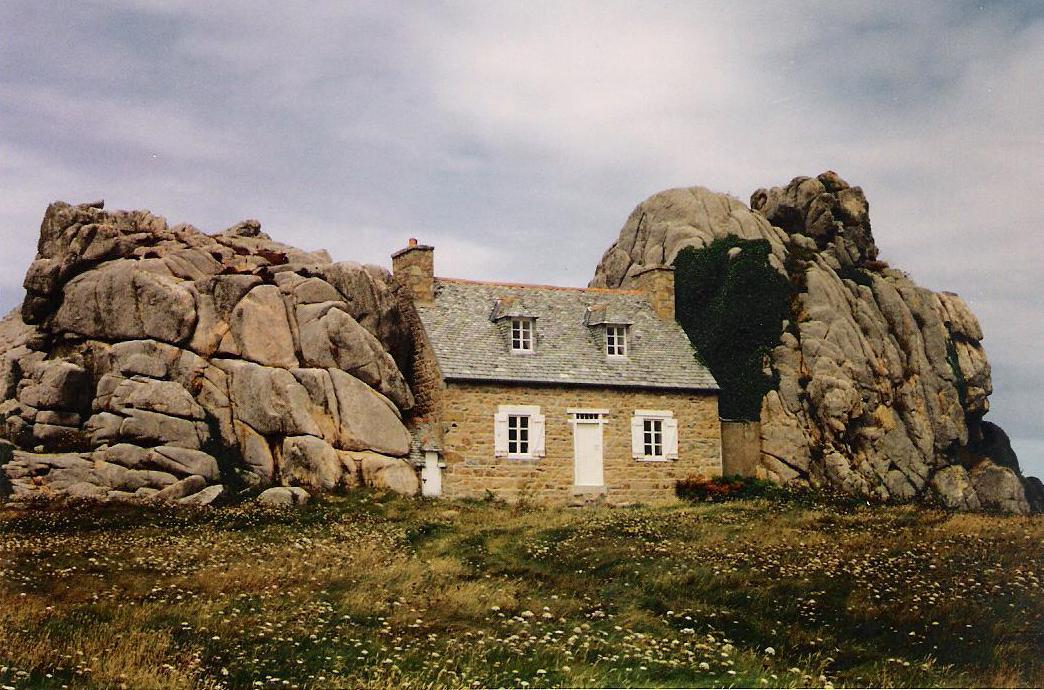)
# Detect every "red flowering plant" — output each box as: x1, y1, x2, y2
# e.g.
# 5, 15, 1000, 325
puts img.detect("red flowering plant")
675, 474, 775, 502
